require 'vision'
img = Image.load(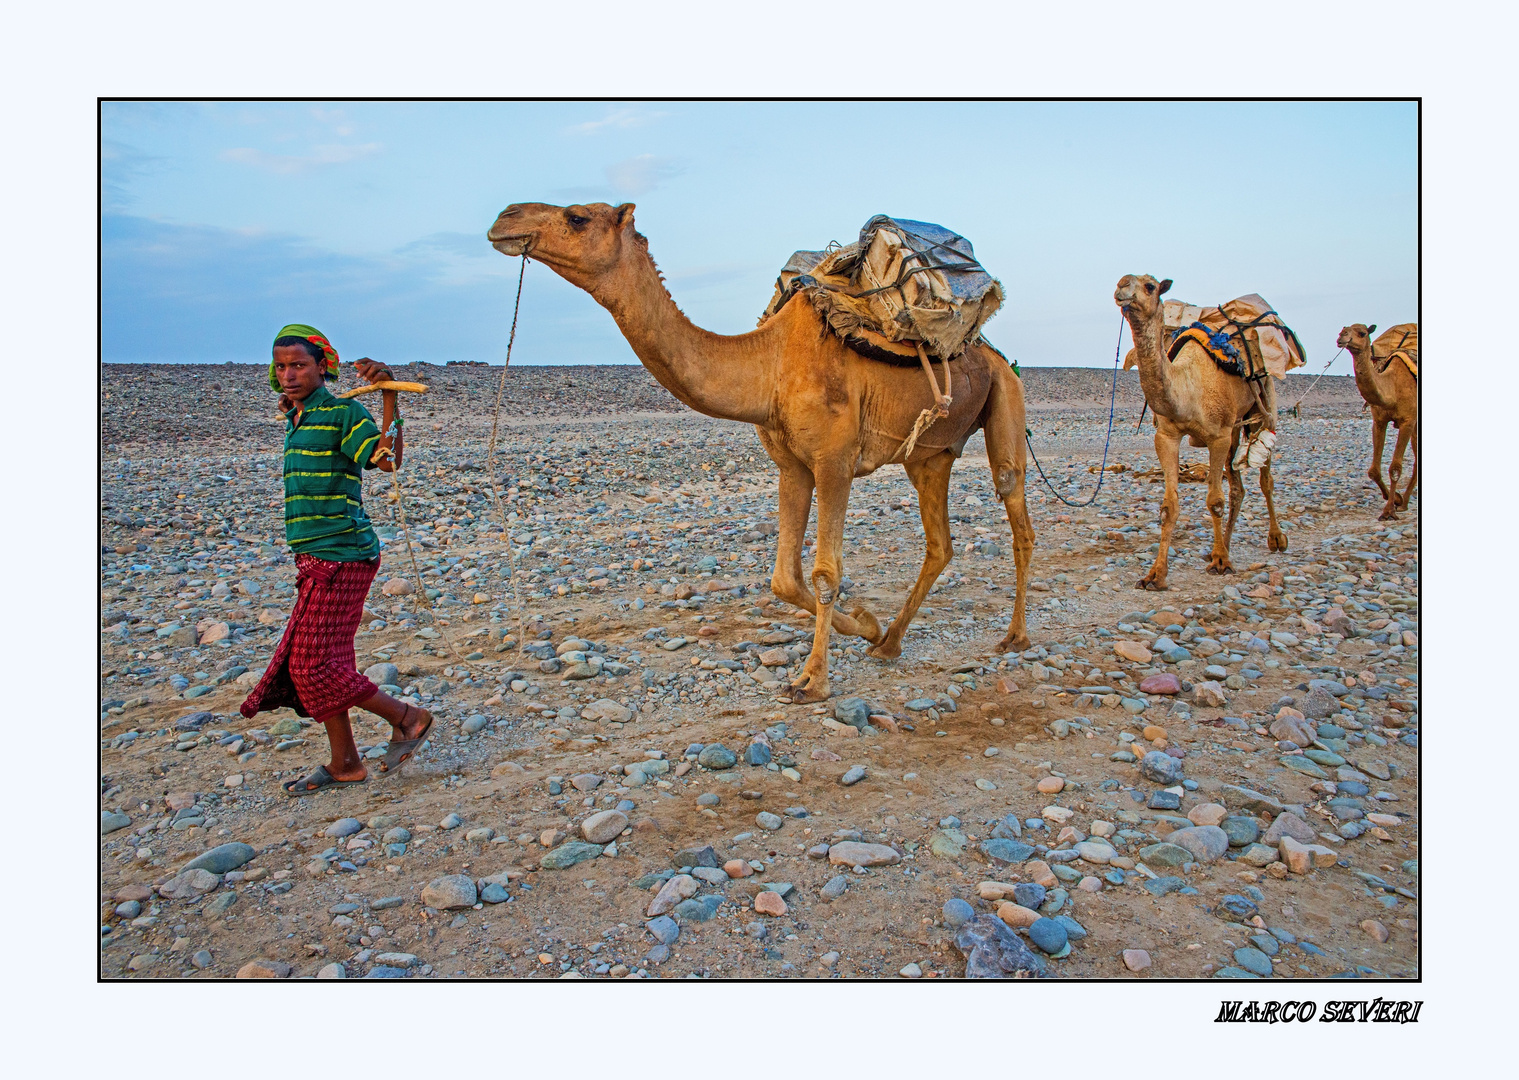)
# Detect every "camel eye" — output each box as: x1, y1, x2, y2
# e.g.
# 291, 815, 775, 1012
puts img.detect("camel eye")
566, 213, 589, 228
1144, 282, 1155, 293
